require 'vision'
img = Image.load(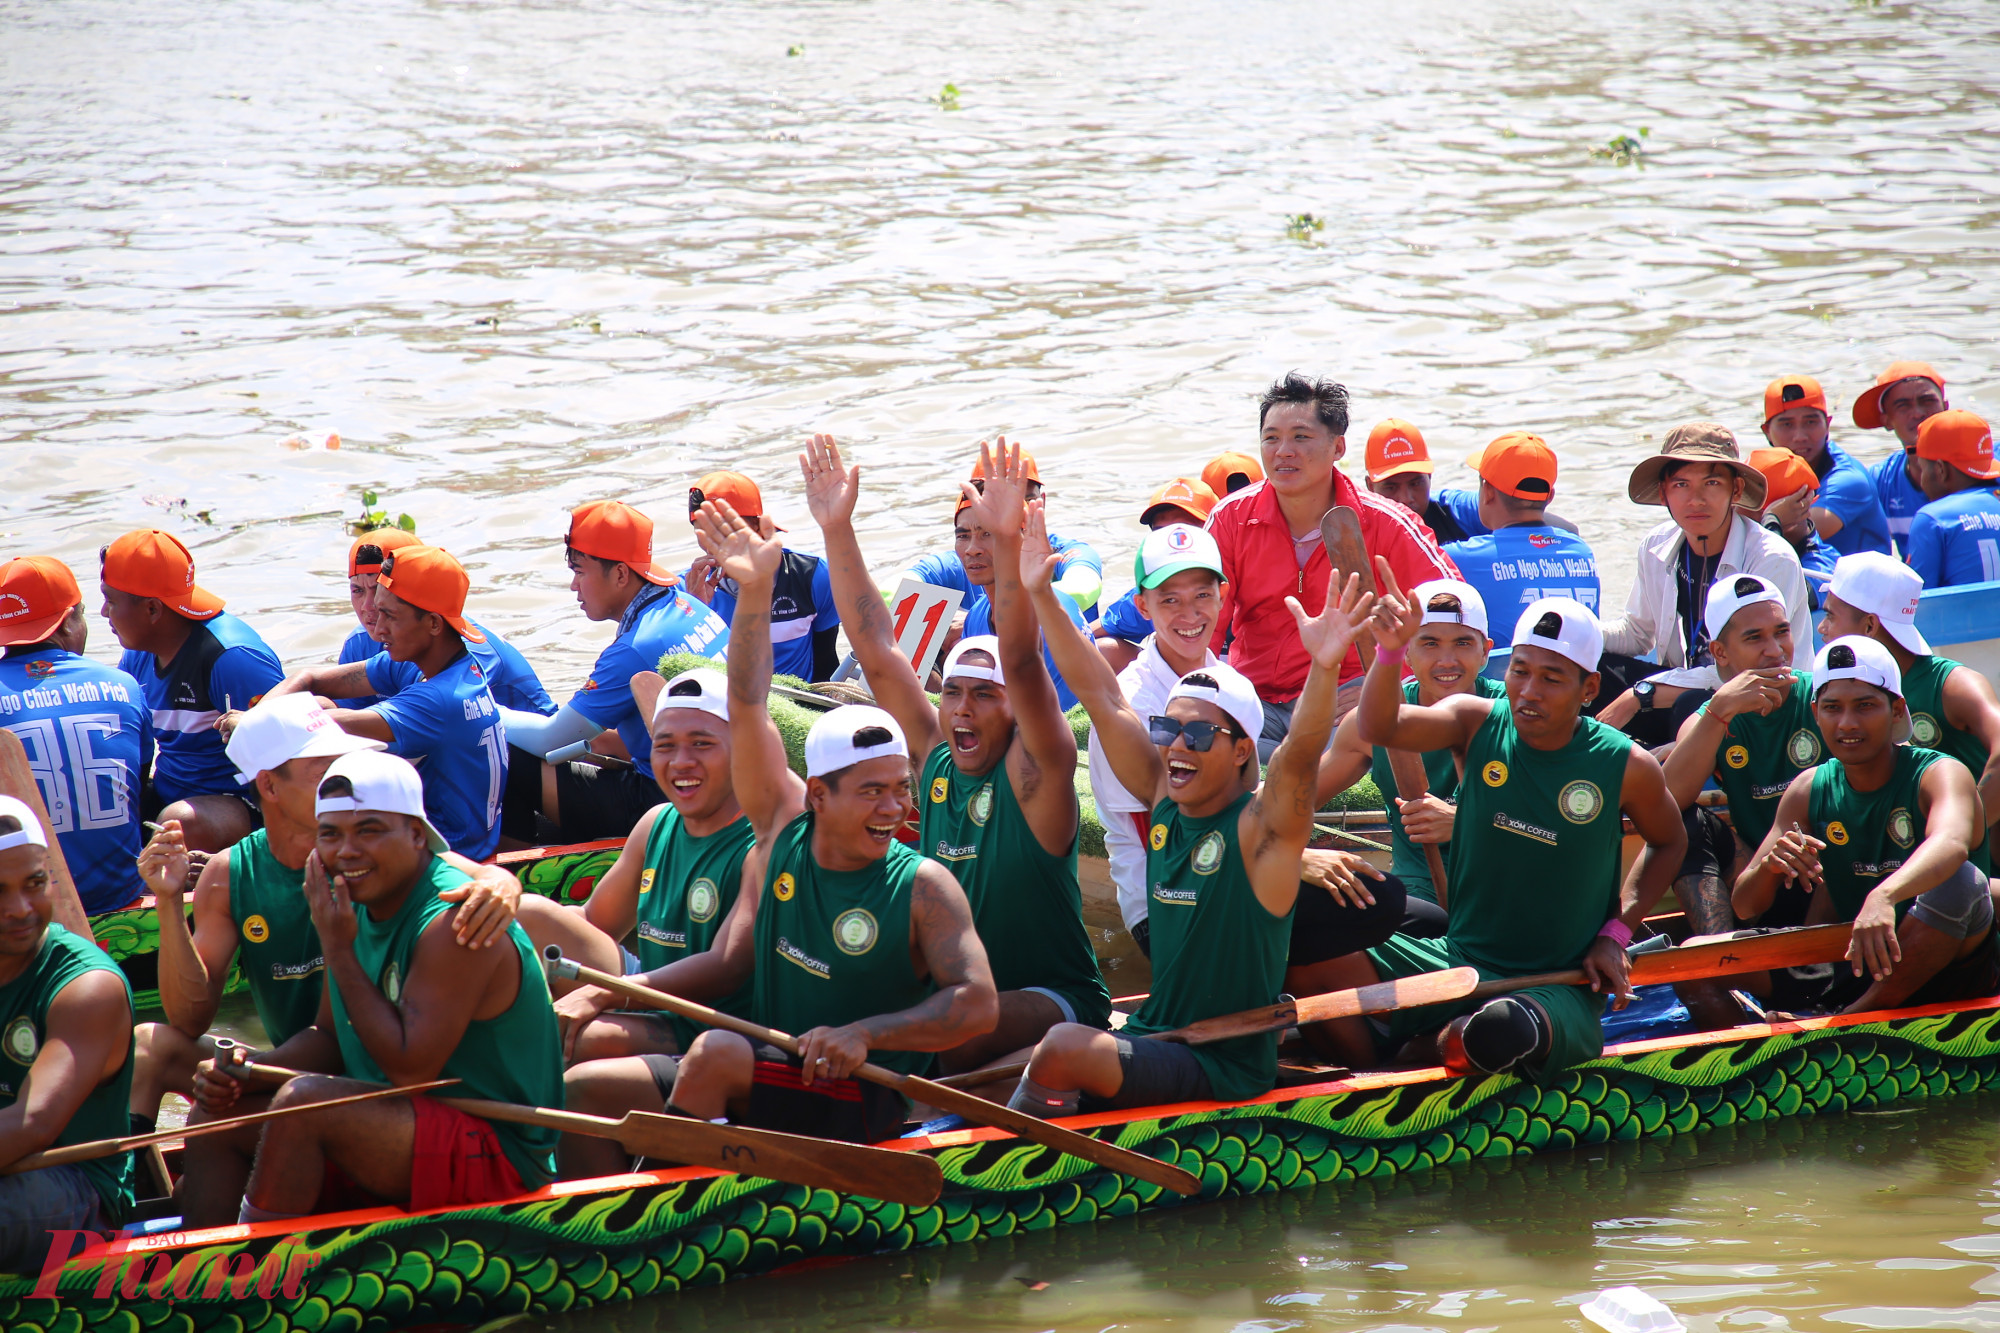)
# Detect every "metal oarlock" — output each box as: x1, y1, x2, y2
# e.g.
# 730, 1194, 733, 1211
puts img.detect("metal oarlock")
543, 944, 580, 982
